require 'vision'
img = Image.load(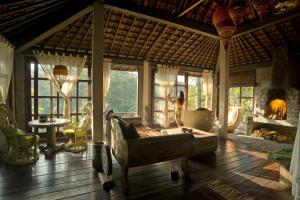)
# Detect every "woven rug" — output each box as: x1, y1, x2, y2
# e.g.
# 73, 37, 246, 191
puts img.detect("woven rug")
173, 180, 253, 200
